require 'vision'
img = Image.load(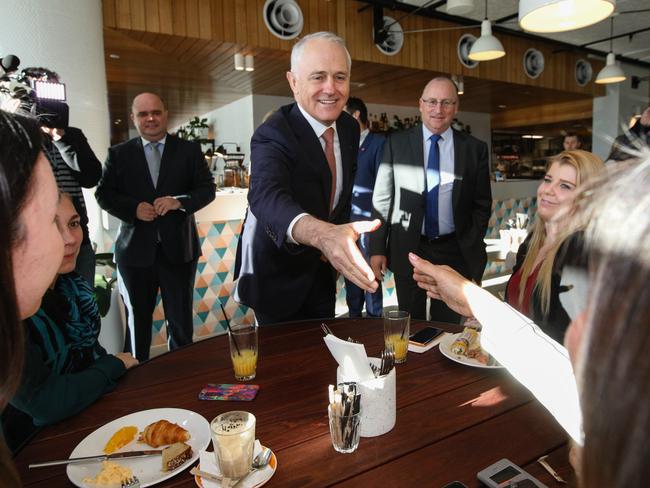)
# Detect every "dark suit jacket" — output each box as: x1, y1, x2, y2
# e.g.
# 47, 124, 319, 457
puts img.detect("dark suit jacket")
235, 103, 359, 317
369, 126, 492, 283
96, 134, 215, 267
351, 131, 385, 221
